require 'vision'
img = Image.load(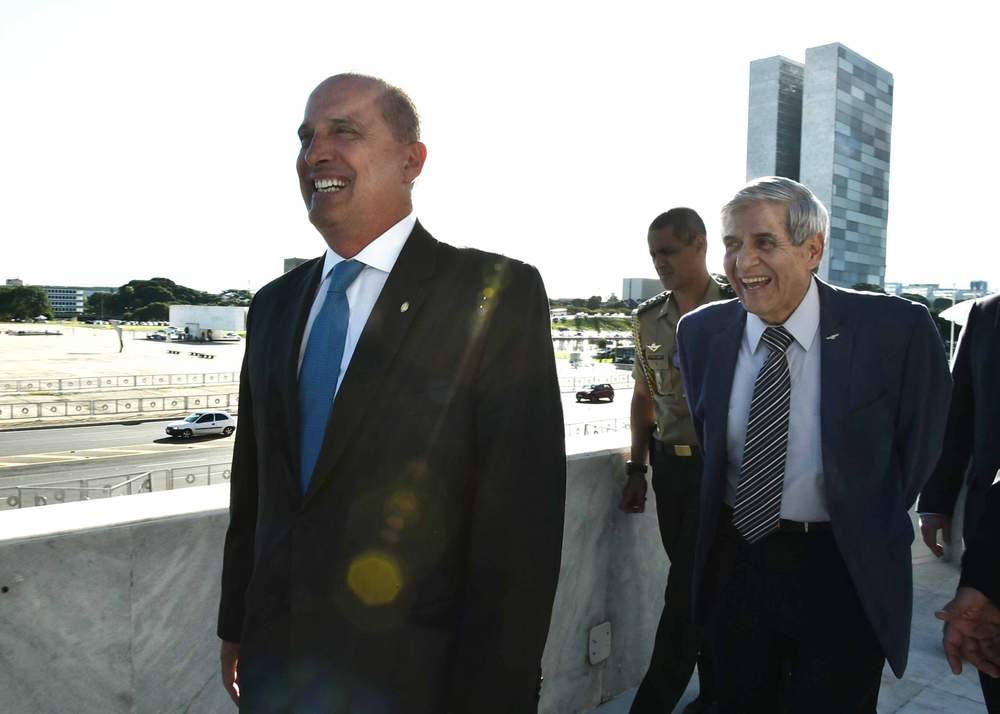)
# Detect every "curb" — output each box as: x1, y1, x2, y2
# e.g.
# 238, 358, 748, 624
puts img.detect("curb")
0, 410, 240, 433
